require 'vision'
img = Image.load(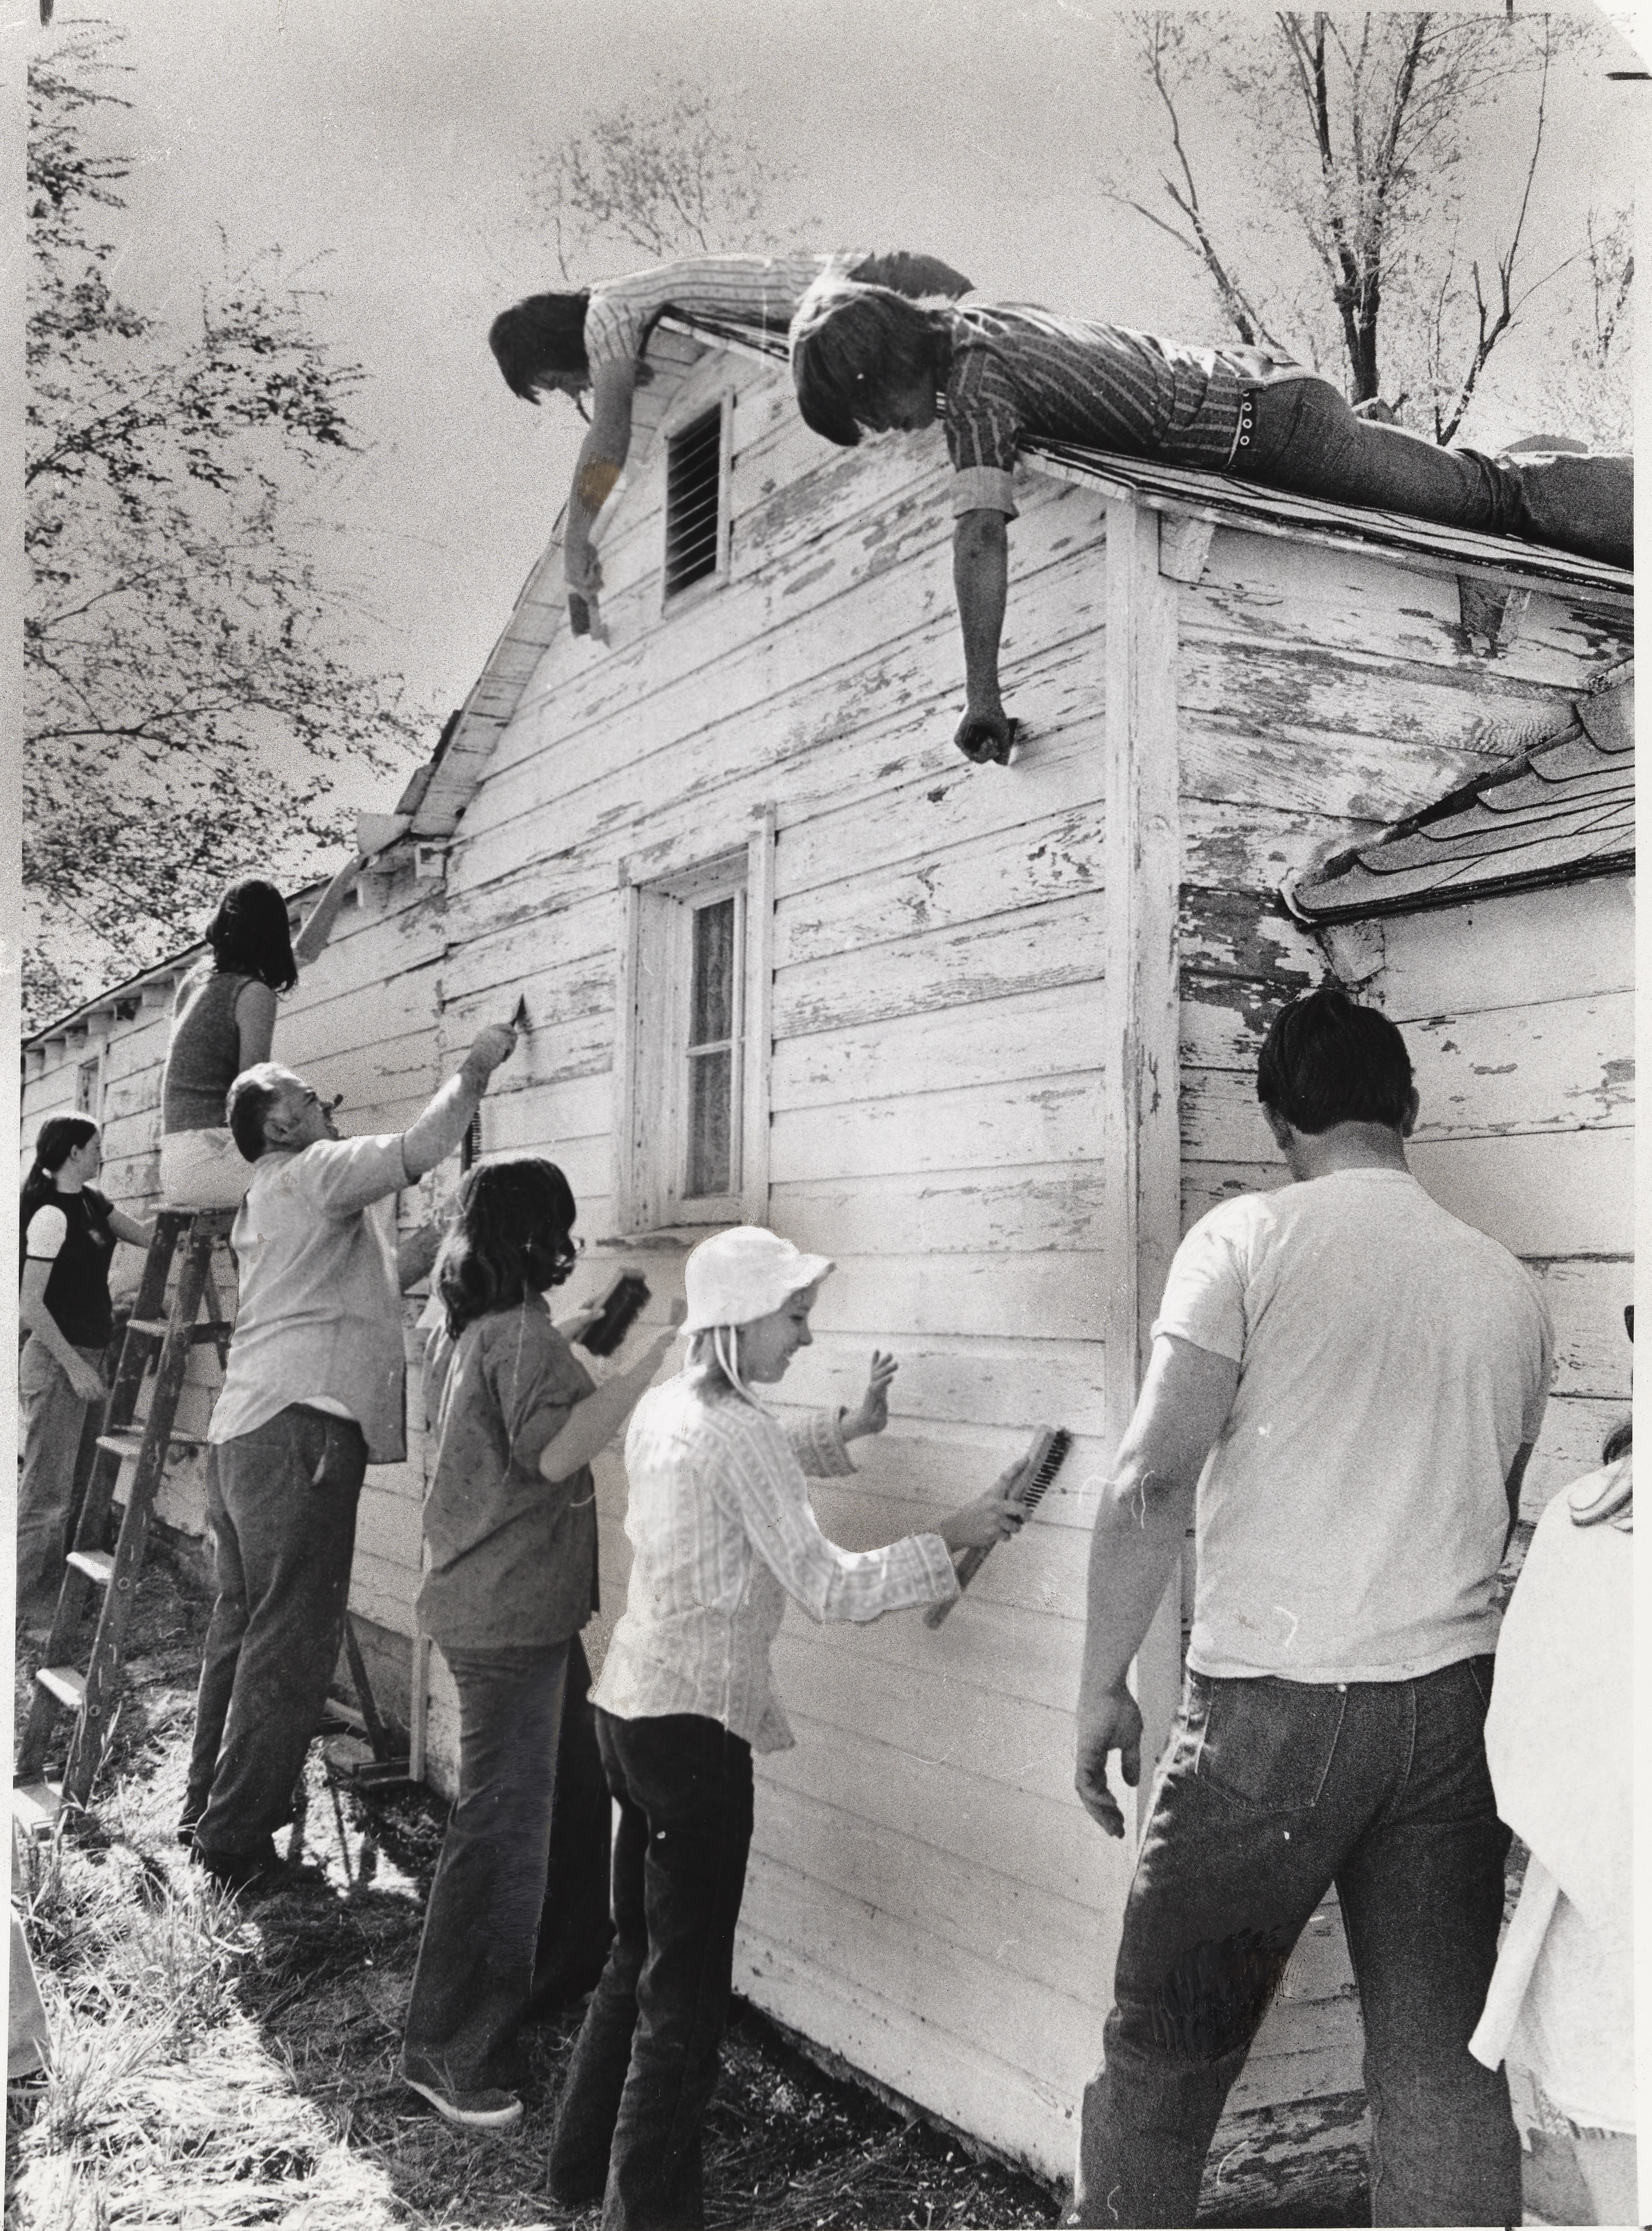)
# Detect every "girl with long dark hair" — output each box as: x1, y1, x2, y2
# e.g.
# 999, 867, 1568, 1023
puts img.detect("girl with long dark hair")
159, 858, 367, 1209
17, 1118, 154, 1620
399, 1158, 682, 2131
